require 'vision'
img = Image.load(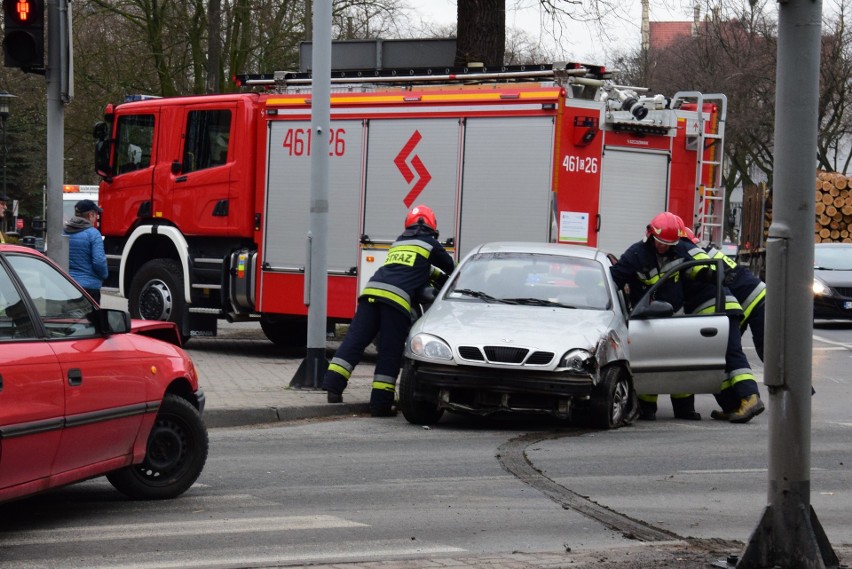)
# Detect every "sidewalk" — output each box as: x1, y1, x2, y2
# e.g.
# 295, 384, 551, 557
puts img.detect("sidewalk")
184, 322, 375, 429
